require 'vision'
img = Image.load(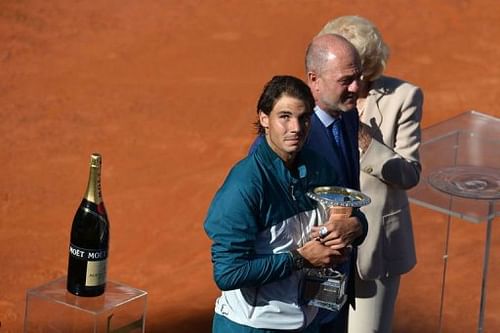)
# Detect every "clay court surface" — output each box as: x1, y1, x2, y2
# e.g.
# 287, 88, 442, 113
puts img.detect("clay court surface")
1, 1, 499, 332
